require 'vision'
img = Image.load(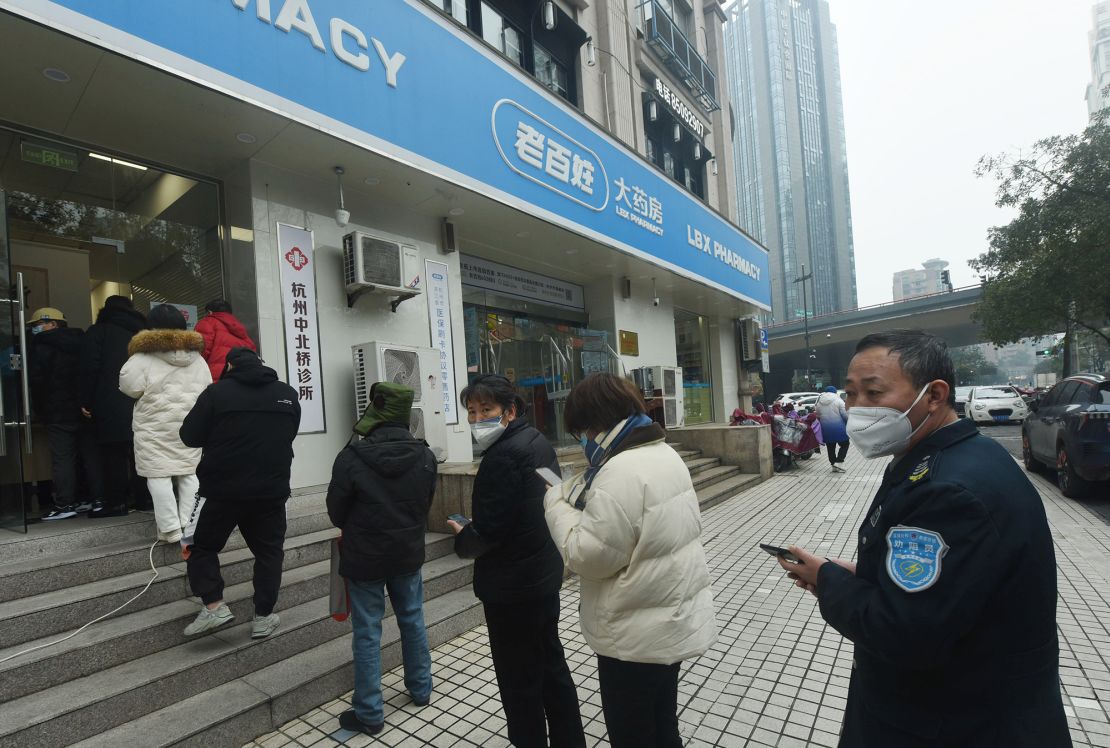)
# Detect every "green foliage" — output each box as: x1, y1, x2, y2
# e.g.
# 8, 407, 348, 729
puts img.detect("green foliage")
949, 346, 998, 386
972, 115, 1110, 348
